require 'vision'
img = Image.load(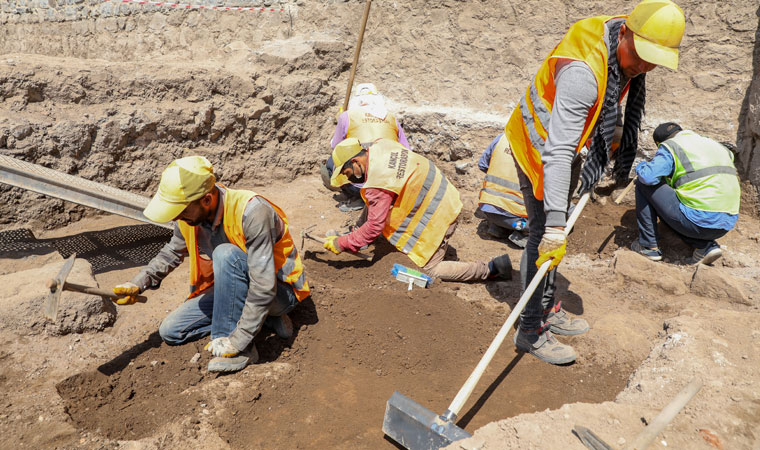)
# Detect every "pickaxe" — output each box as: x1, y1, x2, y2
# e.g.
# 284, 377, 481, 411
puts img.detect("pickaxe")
45, 253, 146, 322
299, 227, 372, 261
